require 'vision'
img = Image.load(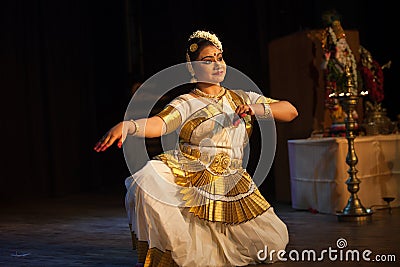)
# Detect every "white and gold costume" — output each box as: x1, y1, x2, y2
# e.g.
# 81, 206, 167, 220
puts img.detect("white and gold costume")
125, 88, 288, 267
